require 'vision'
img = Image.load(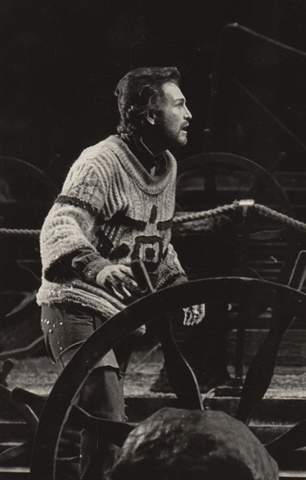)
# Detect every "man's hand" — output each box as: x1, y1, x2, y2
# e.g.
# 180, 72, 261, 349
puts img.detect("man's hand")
183, 304, 205, 326
96, 264, 141, 301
